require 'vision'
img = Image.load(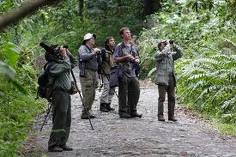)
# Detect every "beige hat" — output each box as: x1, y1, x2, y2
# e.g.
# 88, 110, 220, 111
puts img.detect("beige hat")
83, 33, 96, 41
